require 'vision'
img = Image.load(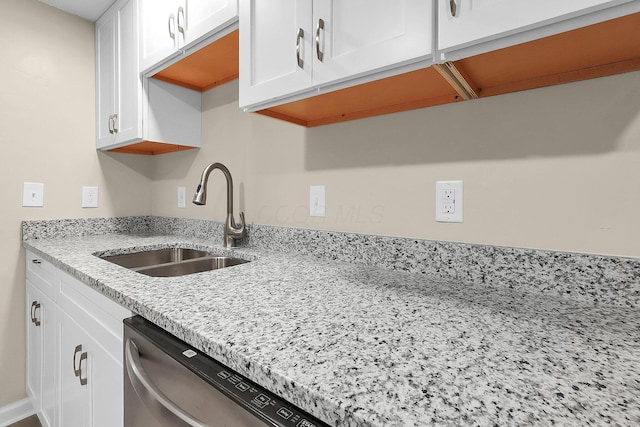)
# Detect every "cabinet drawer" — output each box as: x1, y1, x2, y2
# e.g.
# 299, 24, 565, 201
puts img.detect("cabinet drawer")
26, 251, 58, 302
